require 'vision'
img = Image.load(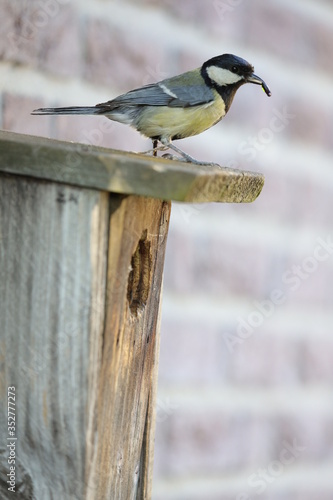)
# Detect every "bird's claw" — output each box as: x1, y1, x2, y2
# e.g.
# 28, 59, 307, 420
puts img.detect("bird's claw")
161, 153, 187, 162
